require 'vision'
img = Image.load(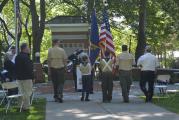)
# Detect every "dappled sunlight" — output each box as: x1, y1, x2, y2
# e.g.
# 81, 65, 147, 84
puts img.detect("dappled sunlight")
47, 106, 178, 120
154, 112, 170, 117
76, 113, 90, 117
90, 114, 129, 119
26, 106, 43, 120
137, 113, 153, 118
63, 108, 84, 114
45, 91, 179, 120
90, 114, 113, 119
27, 115, 43, 120
136, 112, 172, 118
0, 98, 46, 120
62, 108, 91, 118
128, 112, 176, 120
